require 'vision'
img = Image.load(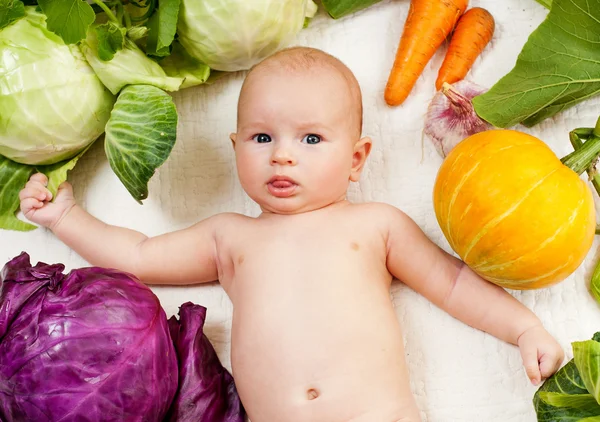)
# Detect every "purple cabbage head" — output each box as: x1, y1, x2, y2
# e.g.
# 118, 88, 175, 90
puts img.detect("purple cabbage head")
166, 302, 245, 422
0, 252, 178, 422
